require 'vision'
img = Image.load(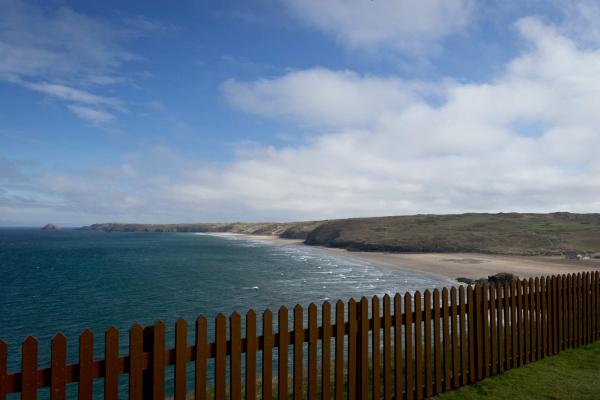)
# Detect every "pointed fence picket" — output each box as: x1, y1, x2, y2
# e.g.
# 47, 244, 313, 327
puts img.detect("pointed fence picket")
0, 272, 599, 399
